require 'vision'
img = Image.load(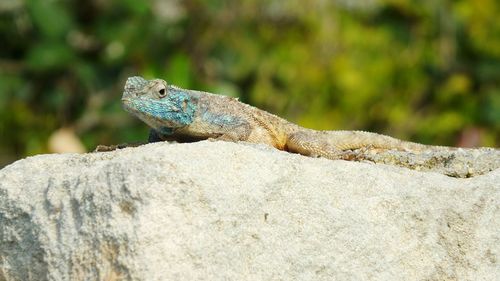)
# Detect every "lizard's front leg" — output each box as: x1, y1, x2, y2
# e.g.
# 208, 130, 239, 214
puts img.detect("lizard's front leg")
149, 129, 164, 143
